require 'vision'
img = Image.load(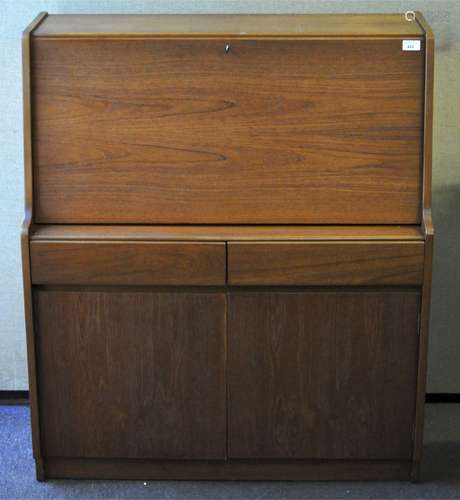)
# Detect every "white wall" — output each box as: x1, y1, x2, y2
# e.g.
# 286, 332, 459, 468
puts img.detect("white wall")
0, 0, 459, 391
